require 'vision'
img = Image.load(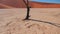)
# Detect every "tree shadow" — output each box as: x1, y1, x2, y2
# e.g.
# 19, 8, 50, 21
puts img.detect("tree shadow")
24, 19, 60, 28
